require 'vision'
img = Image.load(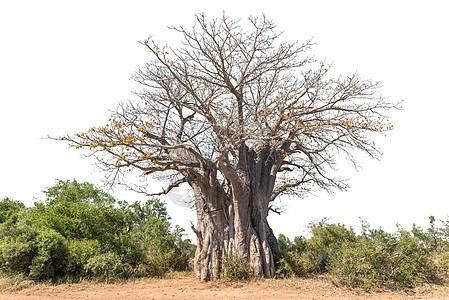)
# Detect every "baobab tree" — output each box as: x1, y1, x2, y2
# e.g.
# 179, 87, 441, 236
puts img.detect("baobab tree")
61, 14, 398, 280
